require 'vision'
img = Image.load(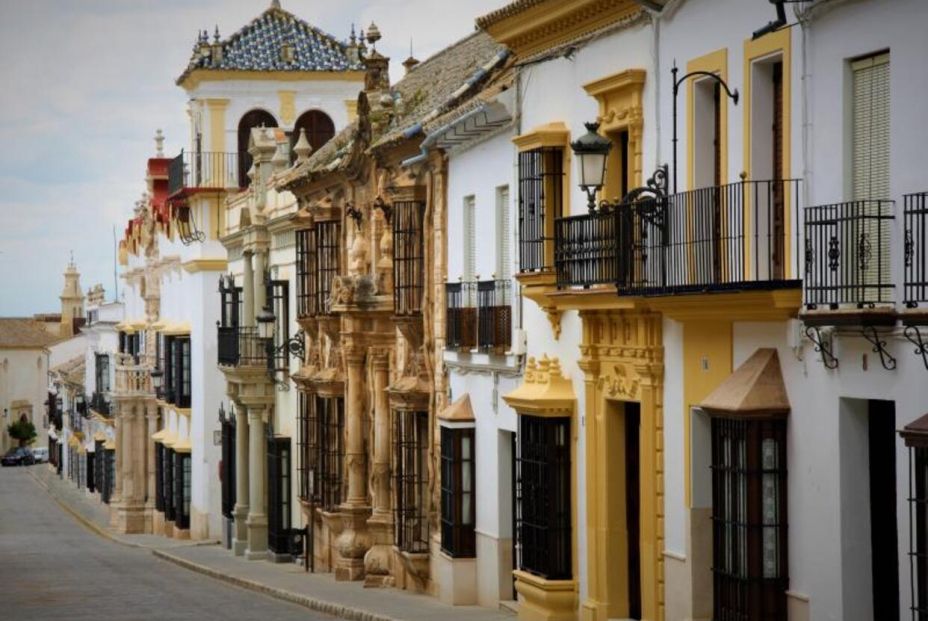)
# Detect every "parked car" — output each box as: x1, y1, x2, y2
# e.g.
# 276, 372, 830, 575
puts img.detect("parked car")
31, 447, 48, 463
1, 447, 35, 467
